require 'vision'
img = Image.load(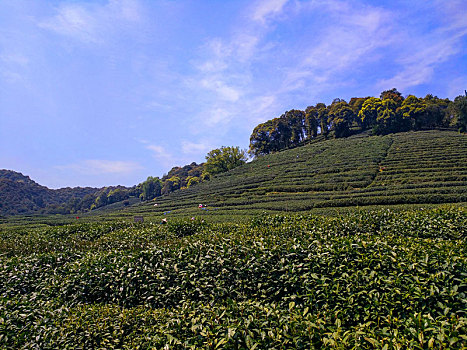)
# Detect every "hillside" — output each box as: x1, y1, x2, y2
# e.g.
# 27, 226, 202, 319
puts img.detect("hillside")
2, 130, 465, 219
118, 130, 466, 219
0, 170, 99, 215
